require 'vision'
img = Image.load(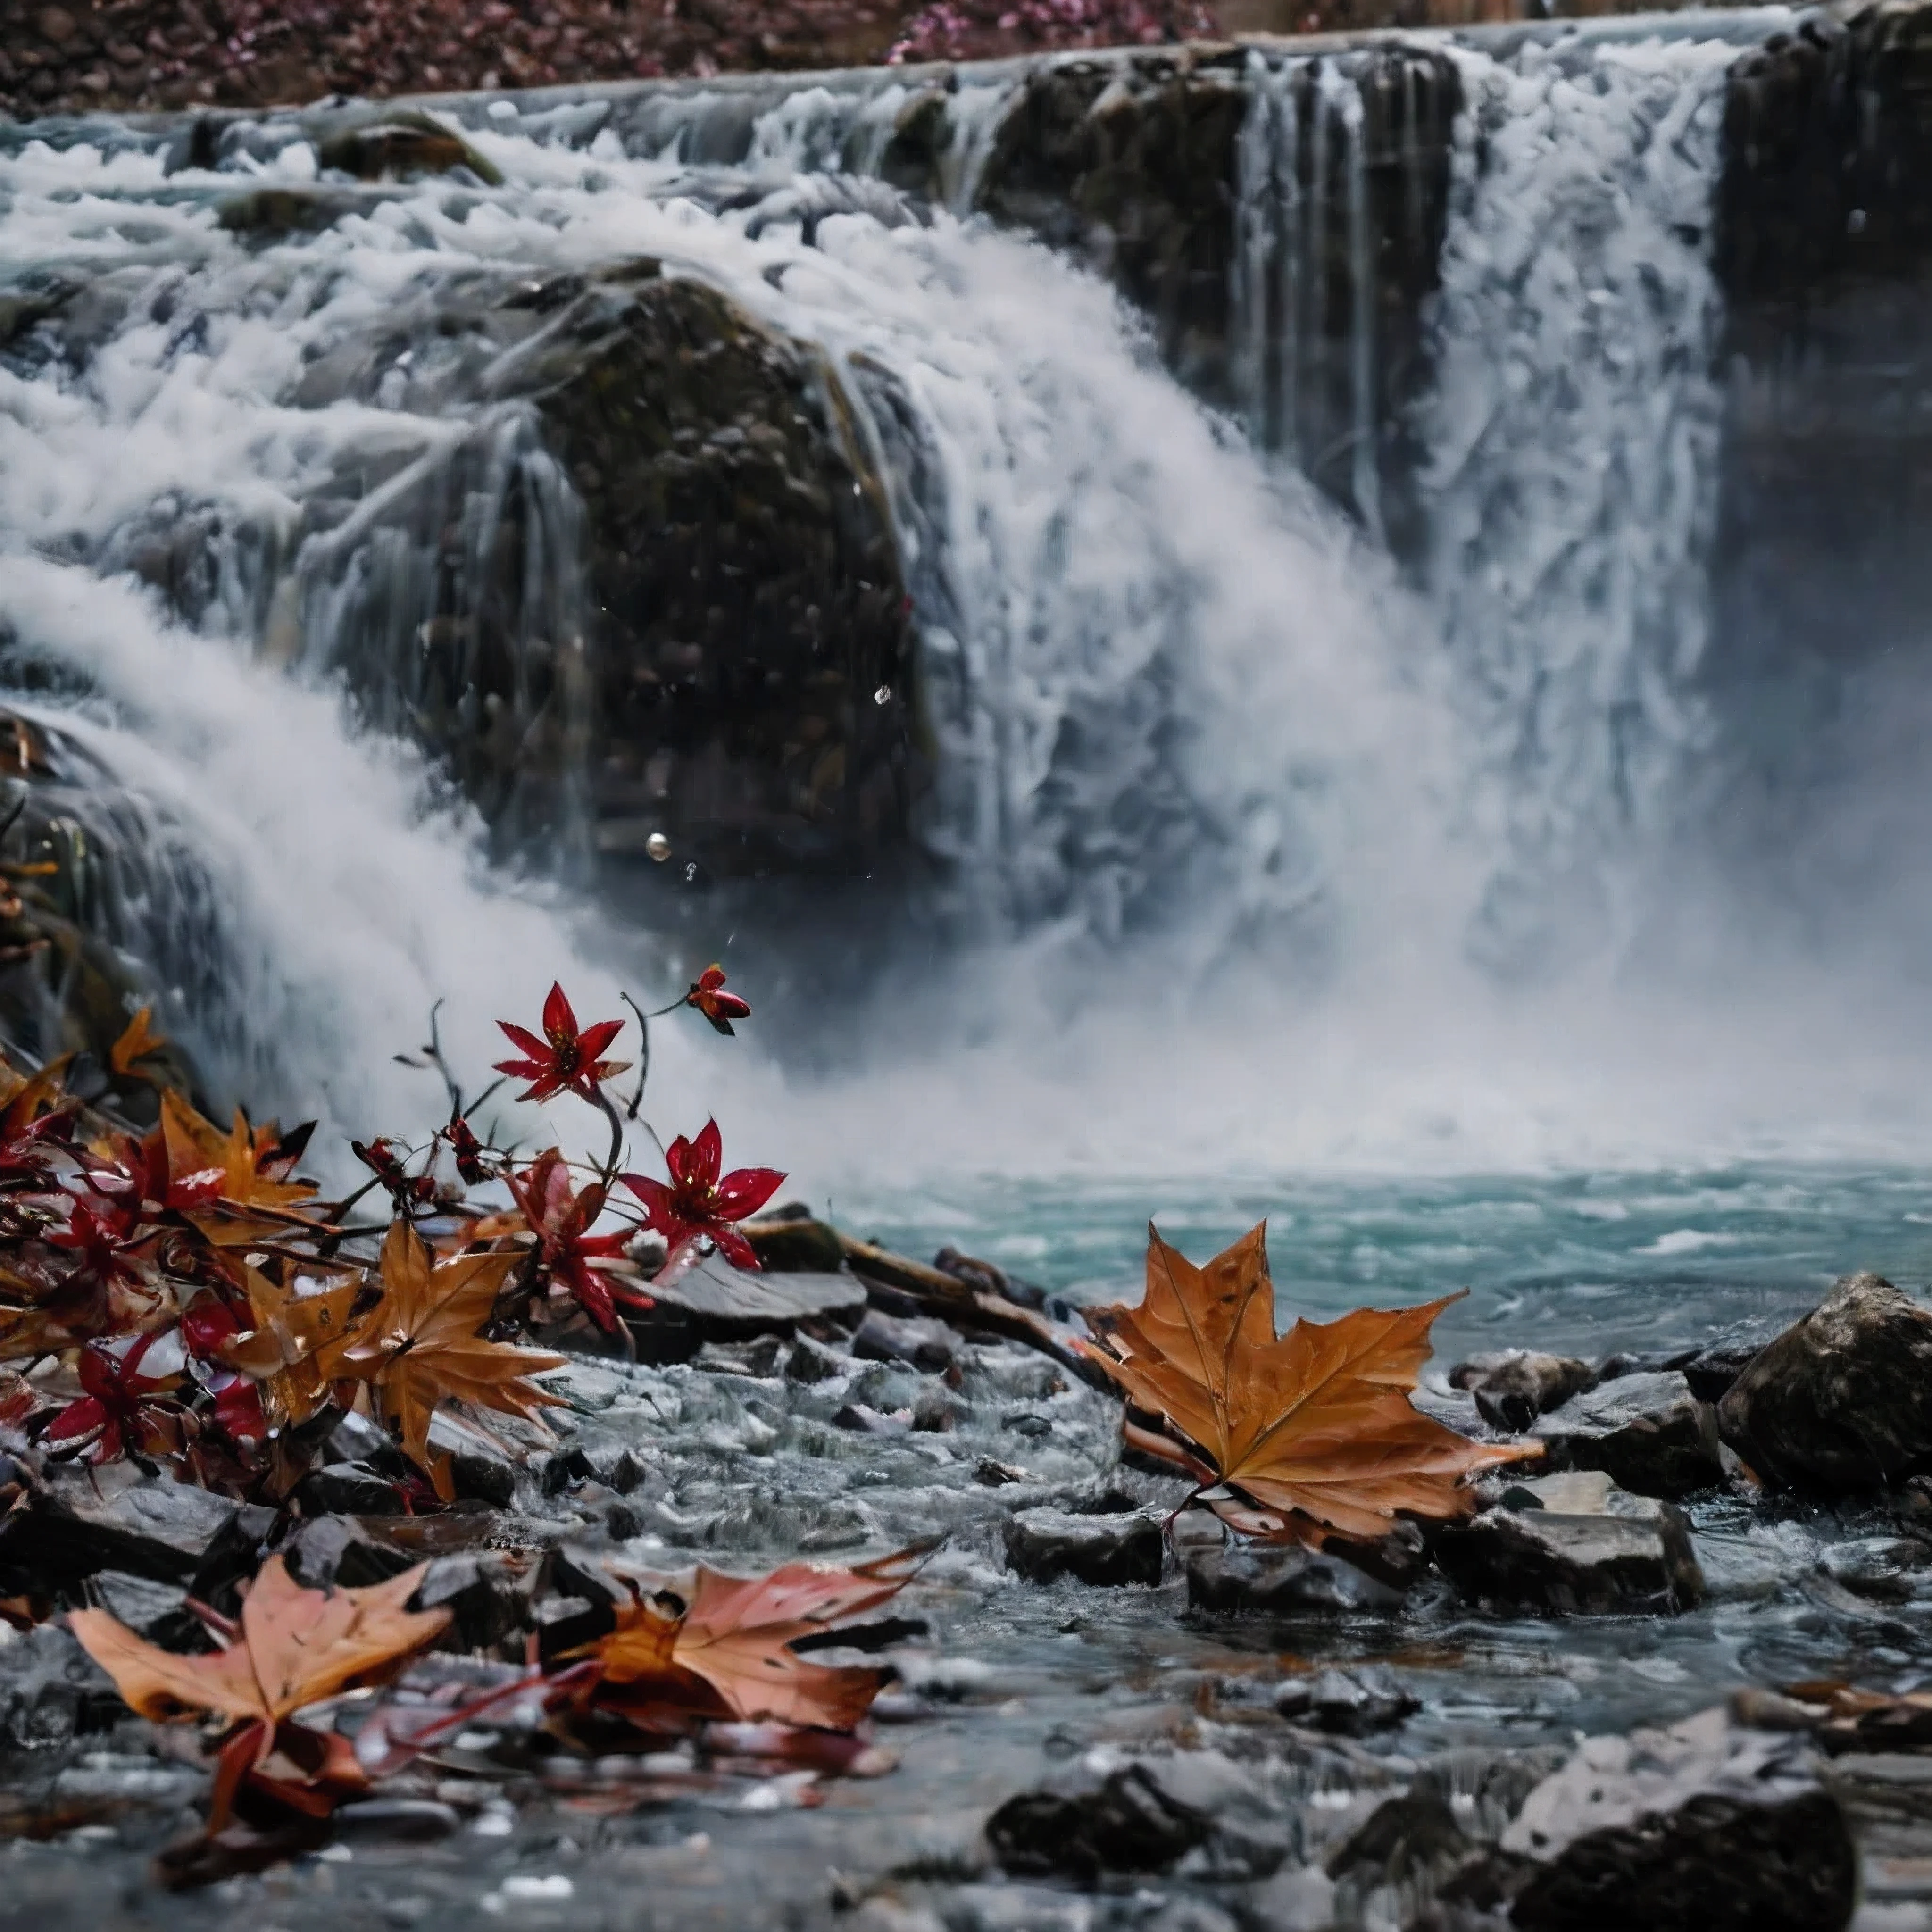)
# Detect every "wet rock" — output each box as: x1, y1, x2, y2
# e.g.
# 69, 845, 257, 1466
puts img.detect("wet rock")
1817, 1533, 1932, 1603
1185, 1537, 1408, 1616
853, 1310, 957, 1375
283, 1514, 418, 1590
698, 1333, 791, 1378
1275, 1665, 1420, 1736
986, 1763, 1211, 1880
417, 1549, 541, 1651
448, 1443, 518, 1509
314, 110, 505, 185
1003, 1507, 1163, 1588
0, 1464, 252, 1590
1531, 1371, 1723, 1498
1676, 1316, 1787, 1401
783, 1335, 846, 1384
297, 1461, 405, 1516
0, 1624, 118, 1749
1452, 1707, 1857, 1932
1432, 1470, 1705, 1616
975, 1459, 1031, 1487
833, 1403, 912, 1435
1718, 1273, 1932, 1490
333, 1798, 461, 1842
1451, 1350, 1597, 1431
86, 1570, 200, 1646
1247, 1866, 1339, 1931
743, 1214, 849, 1274
1324, 1780, 1468, 1882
